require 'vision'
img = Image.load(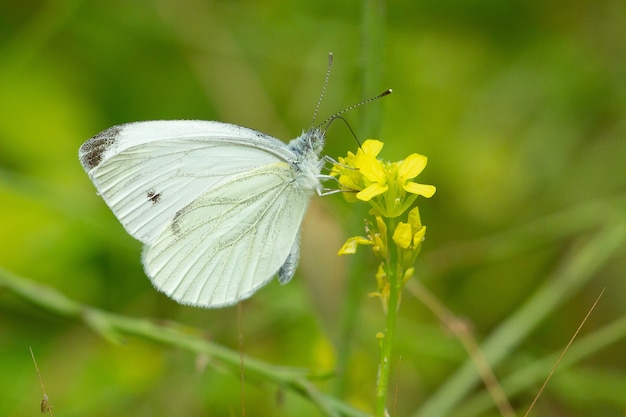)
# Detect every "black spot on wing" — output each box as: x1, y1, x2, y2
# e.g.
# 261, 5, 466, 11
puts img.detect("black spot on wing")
147, 189, 162, 205
79, 126, 122, 170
